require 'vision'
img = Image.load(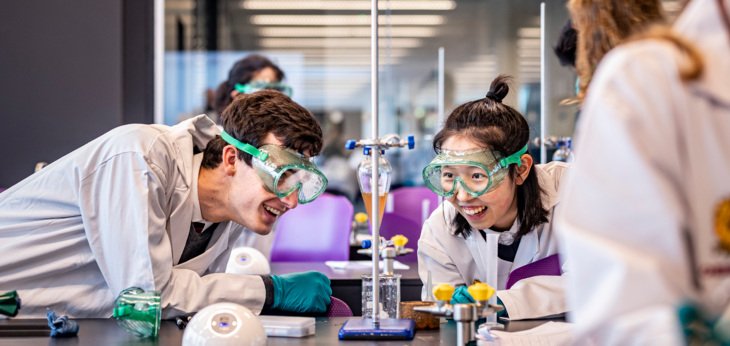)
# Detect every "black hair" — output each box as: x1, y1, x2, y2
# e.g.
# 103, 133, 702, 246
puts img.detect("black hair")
553, 19, 577, 68
213, 54, 285, 115
432, 75, 549, 239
